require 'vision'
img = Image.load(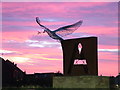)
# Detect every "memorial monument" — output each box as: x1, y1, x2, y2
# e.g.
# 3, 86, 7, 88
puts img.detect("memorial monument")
36, 17, 109, 88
